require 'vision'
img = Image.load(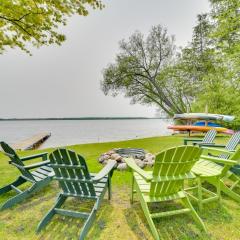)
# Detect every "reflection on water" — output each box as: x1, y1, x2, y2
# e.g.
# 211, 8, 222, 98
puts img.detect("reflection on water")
0, 119, 172, 149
